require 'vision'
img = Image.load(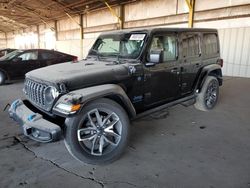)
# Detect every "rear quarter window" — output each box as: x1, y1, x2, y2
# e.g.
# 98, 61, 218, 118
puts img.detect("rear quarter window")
55, 52, 66, 58
203, 33, 218, 56
40, 51, 57, 60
